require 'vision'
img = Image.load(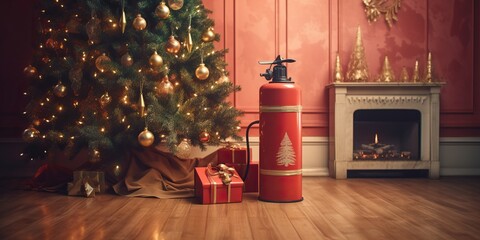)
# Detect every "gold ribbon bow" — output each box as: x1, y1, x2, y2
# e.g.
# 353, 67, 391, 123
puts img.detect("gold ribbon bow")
206, 163, 237, 185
